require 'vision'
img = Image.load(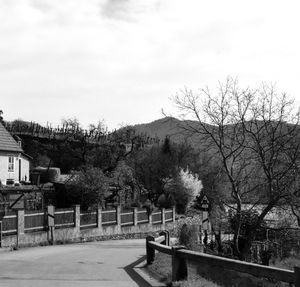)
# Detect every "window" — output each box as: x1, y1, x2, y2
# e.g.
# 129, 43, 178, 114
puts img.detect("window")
8, 156, 14, 172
